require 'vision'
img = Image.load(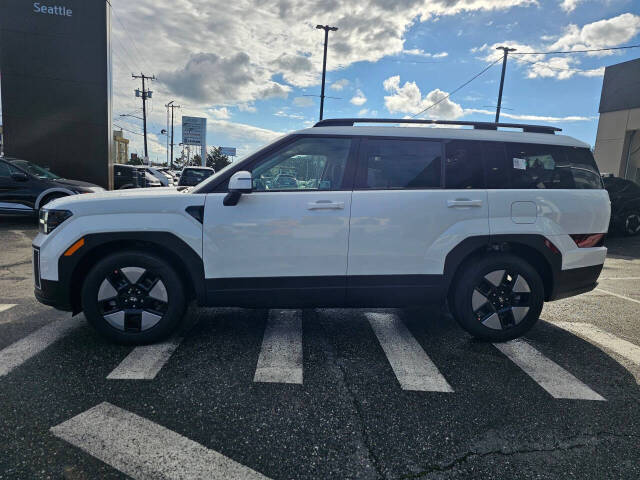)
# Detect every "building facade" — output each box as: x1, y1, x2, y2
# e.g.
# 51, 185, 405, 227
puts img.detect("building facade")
594, 58, 640, 183
113, 130, 129, 164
